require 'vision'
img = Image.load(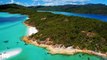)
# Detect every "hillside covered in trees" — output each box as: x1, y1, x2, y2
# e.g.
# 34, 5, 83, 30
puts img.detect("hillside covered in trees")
29, 4, 107, 15
0, 4, 107, 53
